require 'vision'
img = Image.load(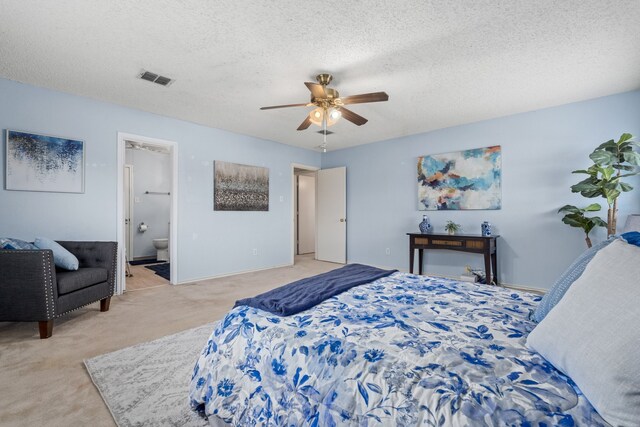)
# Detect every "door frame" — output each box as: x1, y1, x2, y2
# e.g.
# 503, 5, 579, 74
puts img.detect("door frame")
290, 163, 319, 265
116, 132, 178, 293
123, 164, 134, 261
